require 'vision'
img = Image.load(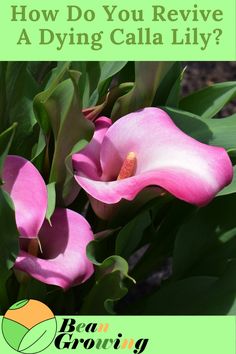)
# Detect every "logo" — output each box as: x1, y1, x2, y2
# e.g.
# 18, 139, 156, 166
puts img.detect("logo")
2, 299, 57, 353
